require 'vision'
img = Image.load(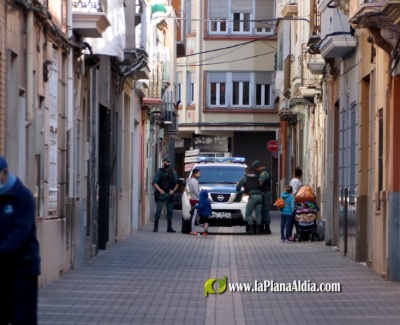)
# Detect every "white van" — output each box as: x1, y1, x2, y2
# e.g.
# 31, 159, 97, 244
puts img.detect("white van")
181, 157, 250, 233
